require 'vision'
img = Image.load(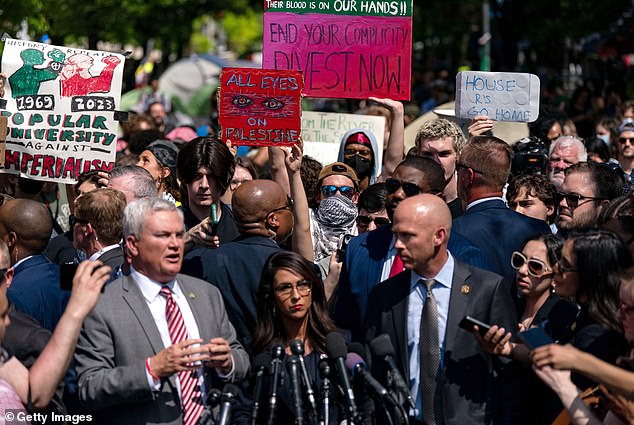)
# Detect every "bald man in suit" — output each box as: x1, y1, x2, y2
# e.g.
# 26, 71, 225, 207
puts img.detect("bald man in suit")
365, 194, 520, 425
